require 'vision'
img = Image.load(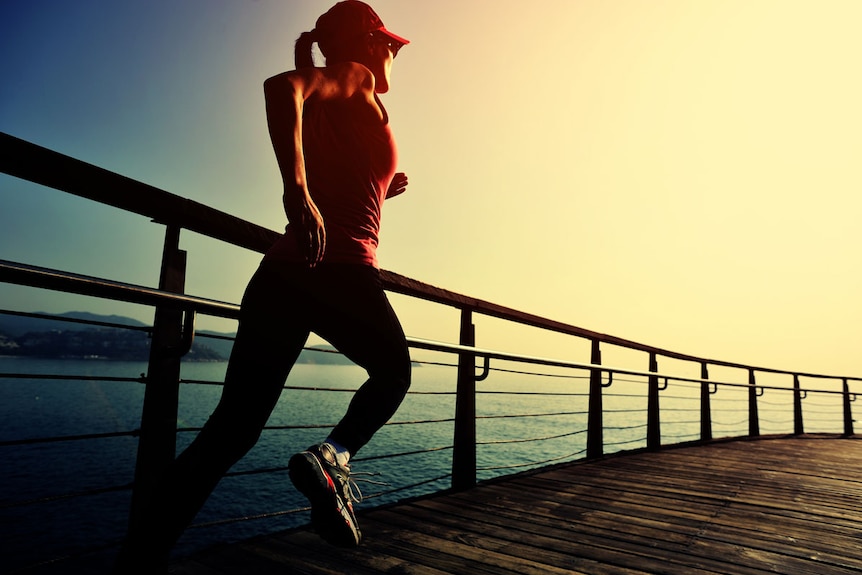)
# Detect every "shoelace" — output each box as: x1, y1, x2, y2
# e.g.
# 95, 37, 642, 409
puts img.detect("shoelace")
345, 471, 390, 503
318, 443, 390, 504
